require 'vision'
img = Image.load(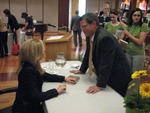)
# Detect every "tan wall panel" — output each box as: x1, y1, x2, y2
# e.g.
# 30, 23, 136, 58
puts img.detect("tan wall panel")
27, 0, 42, 22
72, 0, 78, 16
10, 0, 26, 23
0, 0, 9, 23
44, 0, 58, 32
86, 0, 99, 13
